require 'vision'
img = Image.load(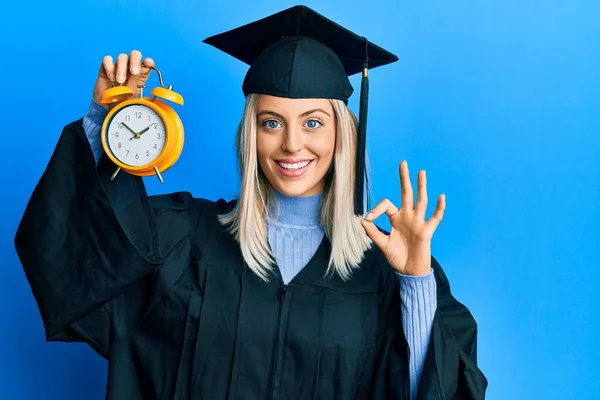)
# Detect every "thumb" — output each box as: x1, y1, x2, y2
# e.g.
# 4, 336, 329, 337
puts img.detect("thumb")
138, 57, 155, 80
360, 219, 389, 251
129, 57, 155, 94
